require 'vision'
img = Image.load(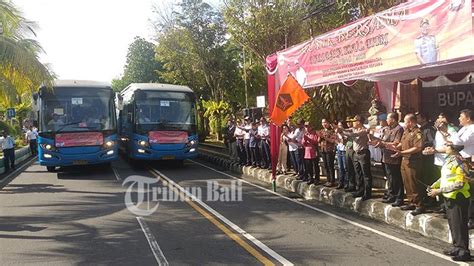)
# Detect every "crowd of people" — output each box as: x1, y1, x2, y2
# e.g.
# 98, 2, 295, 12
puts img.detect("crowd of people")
224, 108, 474, 261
